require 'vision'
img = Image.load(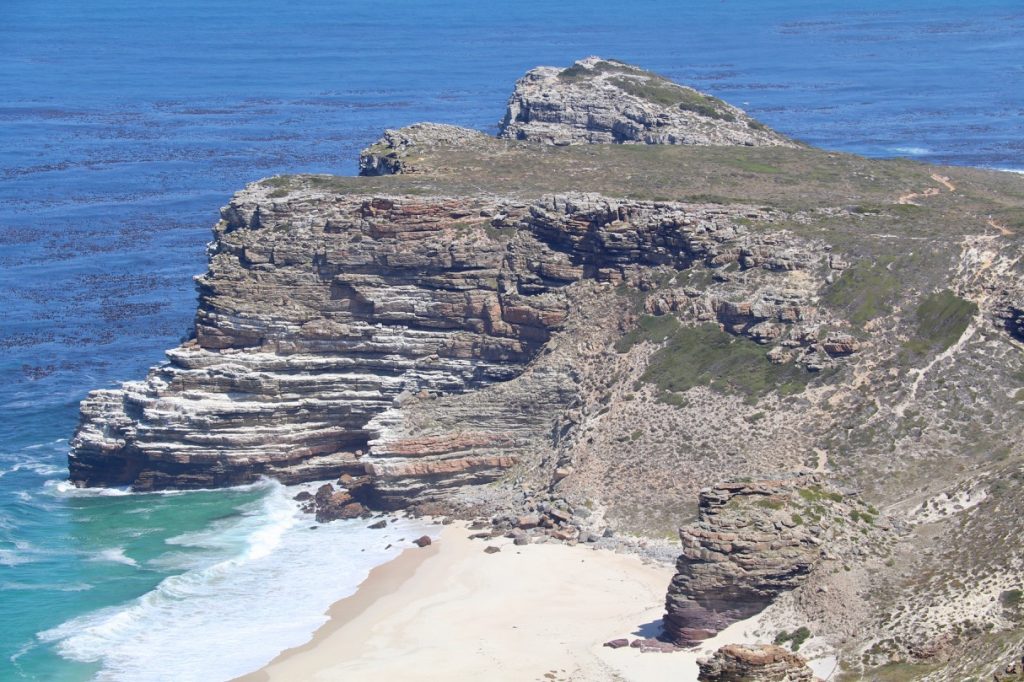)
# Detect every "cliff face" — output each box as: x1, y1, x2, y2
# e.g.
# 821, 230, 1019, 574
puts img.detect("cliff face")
69, 58, 1024, 678
663, 478, 889, 645
70, 186, 824, 504
499, 56, 796, 147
